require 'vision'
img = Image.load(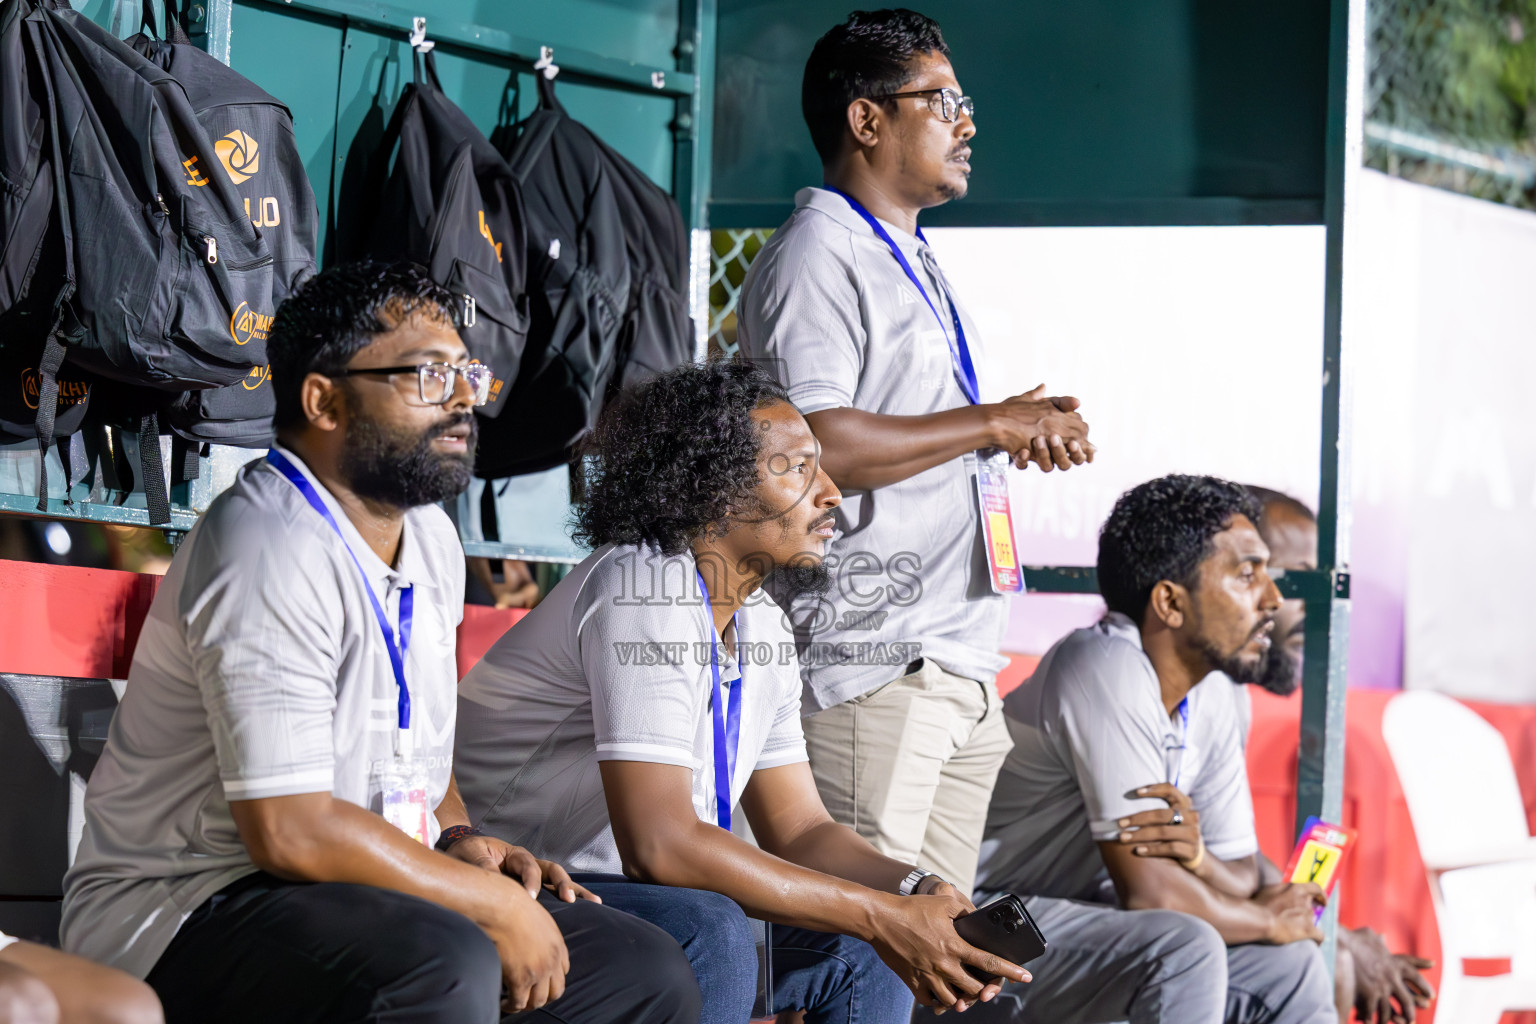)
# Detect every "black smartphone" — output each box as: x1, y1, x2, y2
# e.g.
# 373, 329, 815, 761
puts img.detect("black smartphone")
952, 893, 1048, 982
